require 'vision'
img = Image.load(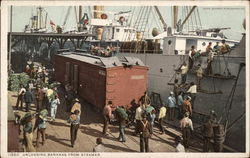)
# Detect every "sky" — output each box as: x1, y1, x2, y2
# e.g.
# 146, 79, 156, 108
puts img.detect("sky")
8, 6, 245, 40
